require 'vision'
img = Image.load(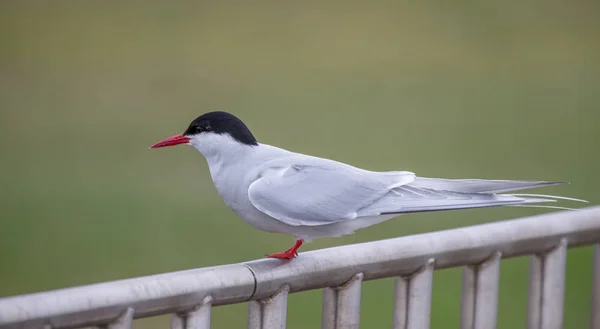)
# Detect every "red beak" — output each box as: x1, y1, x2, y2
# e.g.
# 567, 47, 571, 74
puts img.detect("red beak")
150, 134, 191, 148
